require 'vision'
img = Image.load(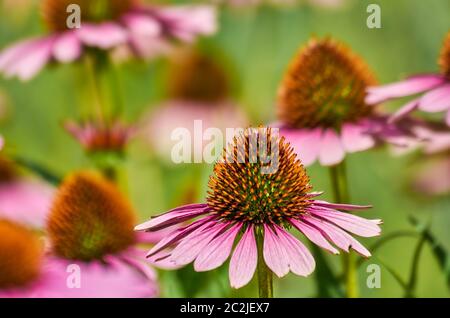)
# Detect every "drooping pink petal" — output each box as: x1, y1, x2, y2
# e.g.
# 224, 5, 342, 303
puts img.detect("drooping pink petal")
308, 207, 382, 237
365, 74, 446, 104
419, 84, 450, 112
290, 218, 339, 254
273, 225, 315, 276
302, 216, 371, 257
145, 216, 213, 258
122, 13, 161, 37
229, 225, 257, 289
389, 98, 420, 122
134, 203, 209, 231
280, 127, 322, 166
29, 256, 159, 298
3, 37, 55, 81
168, 221, 229, 266
319, 128, 345, 166
52, 32, 82, 63
77, 23, 128, 49
0, 180, 54, 228
158, 5, 217, 42
341, 122, 375, 153
194, 223, 242, 271
263, 224, 290, 277
313, 200, 372, 211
